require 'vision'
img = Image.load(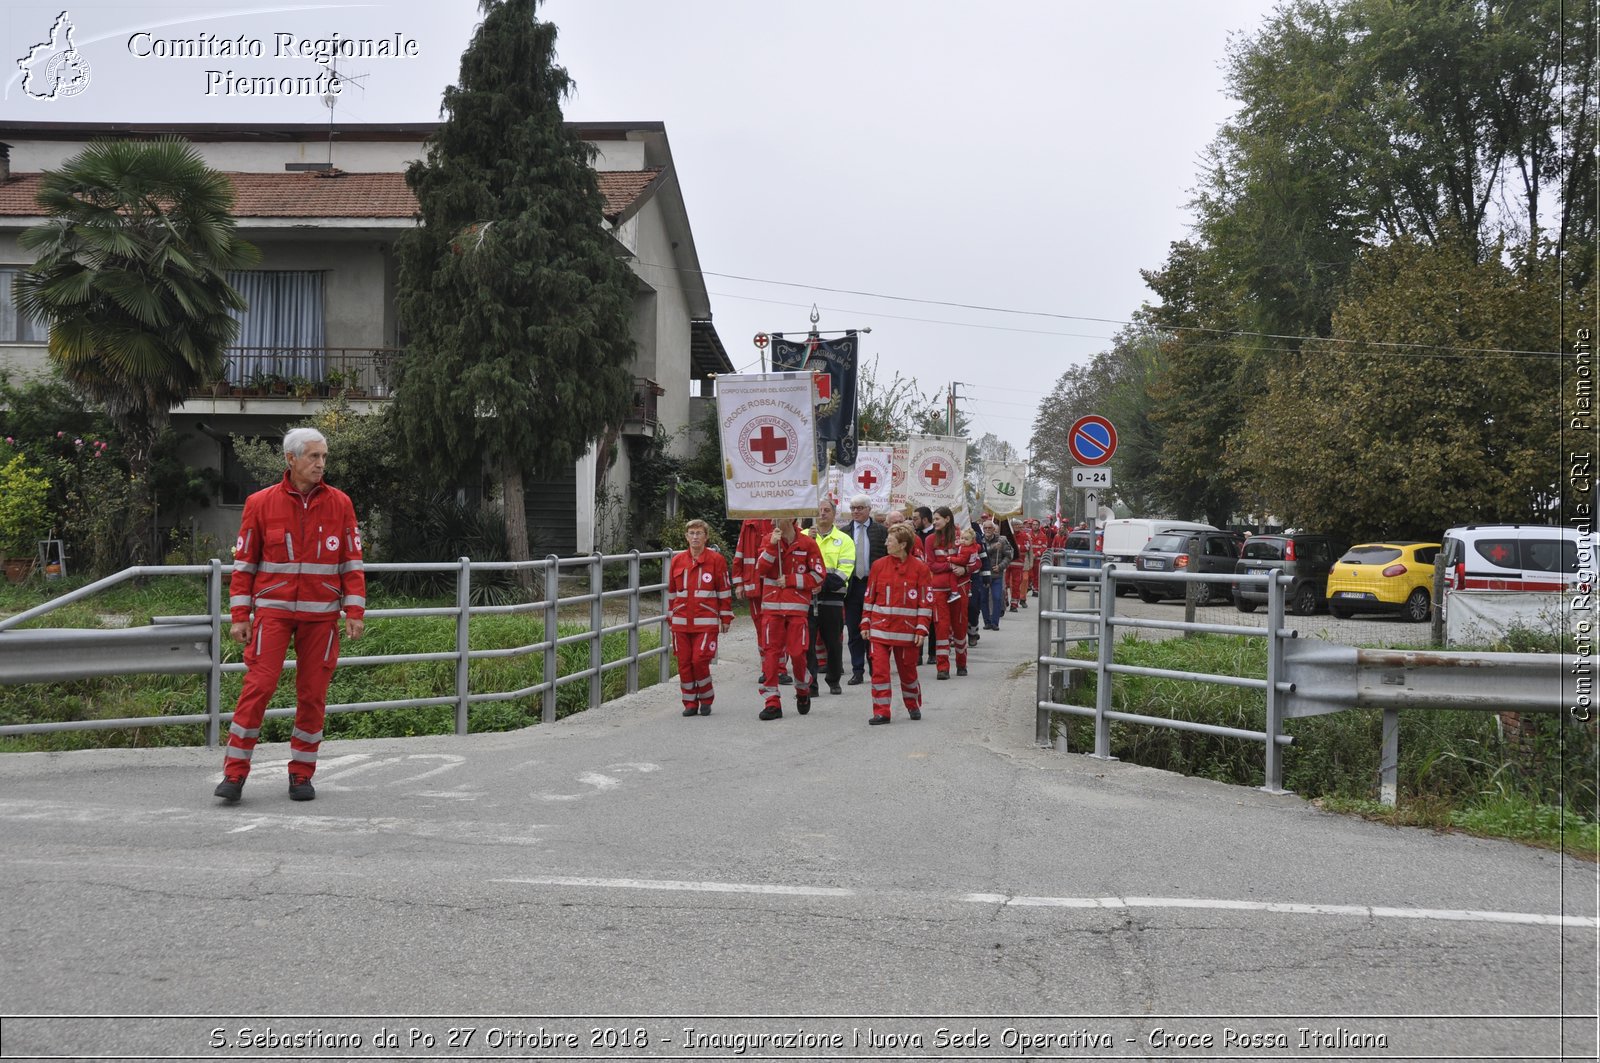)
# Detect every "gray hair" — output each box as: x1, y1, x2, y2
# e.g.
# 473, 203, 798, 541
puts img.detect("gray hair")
848, 493, 871, 508
283, 427, 328, 458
